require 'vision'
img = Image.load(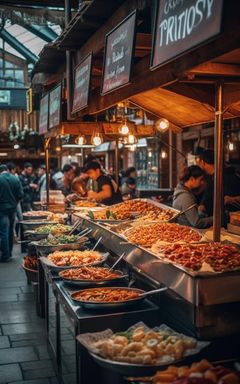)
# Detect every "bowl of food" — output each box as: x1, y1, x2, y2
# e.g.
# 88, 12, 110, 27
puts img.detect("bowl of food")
22, 210, 52, 221
34, 234, 88, 256
59, 266, 126, 286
